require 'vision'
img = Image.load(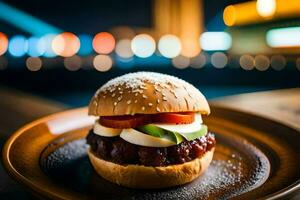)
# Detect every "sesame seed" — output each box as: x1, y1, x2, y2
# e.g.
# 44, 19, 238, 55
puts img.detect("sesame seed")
98, 72, 202, 102
127, 100, 131, 104
148, 103, 153, 106
135, 93, 138, 96
142, 106, 145, 111
156, 107, 160, 112
134, 100, 138, 103
119, 91, 123, 94
162, 93, 166, 96
114, 102, 117, 106
157, 99, 160, 103
112, 93, 116, 97
163, 96, 167, 101
118, 96, 122, 101
142, 94, 147, 99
